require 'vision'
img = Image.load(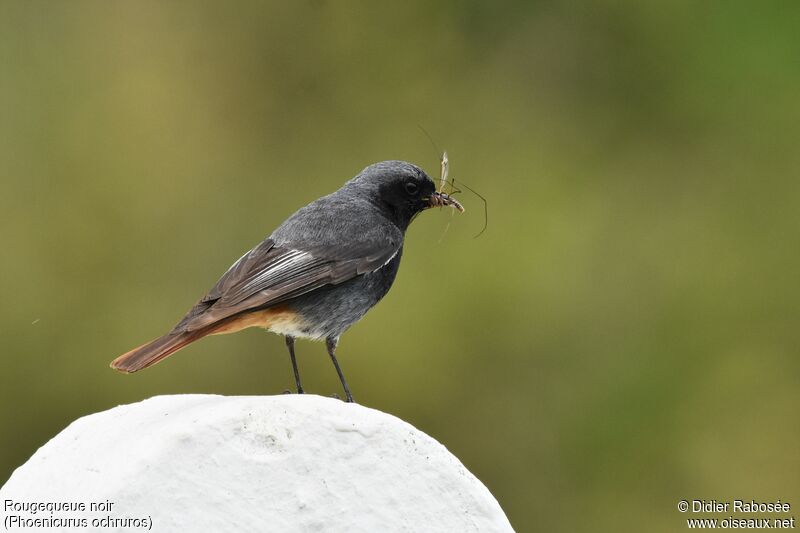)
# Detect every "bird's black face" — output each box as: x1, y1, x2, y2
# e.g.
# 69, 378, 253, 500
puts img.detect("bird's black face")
349, 161, 464, 230
380, 168, 438, 221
